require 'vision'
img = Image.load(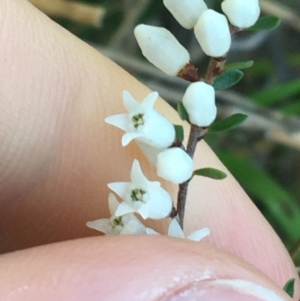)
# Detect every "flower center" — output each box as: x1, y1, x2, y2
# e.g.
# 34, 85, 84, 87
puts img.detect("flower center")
132, 113, 144, 128
131, 188, 146, 202
111, 217, 123, 229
